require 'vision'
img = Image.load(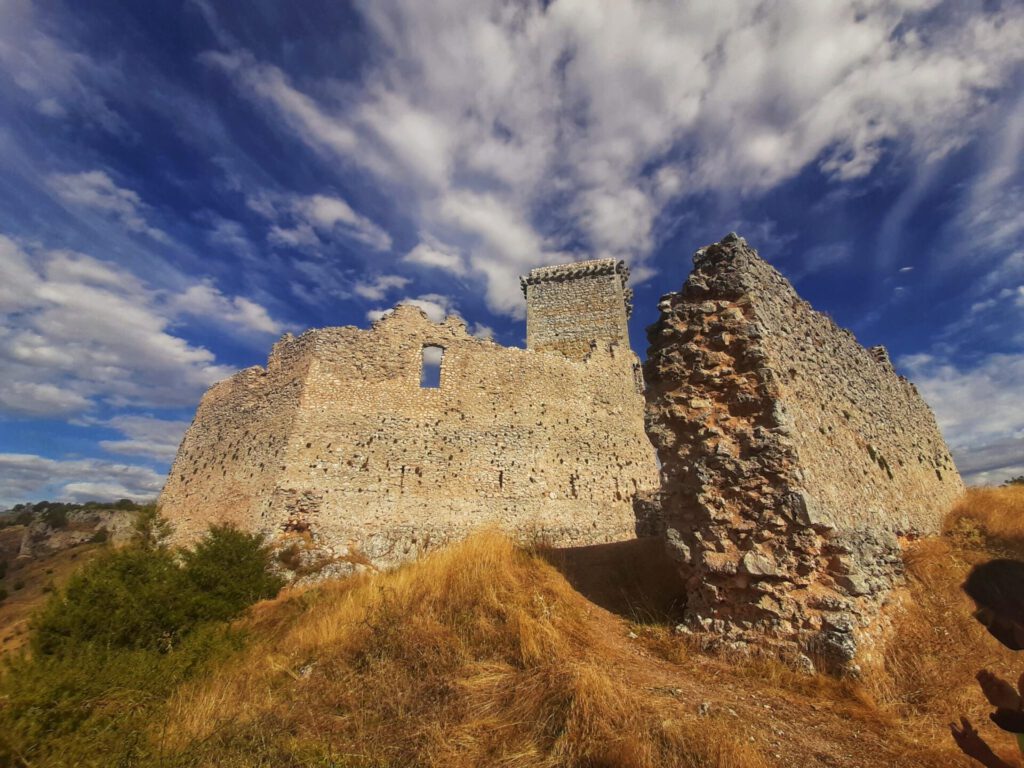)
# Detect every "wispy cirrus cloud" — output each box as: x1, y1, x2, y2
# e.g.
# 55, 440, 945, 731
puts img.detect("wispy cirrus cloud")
0, 234, 285, 417
47, 170, 170, 243
203, 0, 1024, 316
247, 190, 392, 254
